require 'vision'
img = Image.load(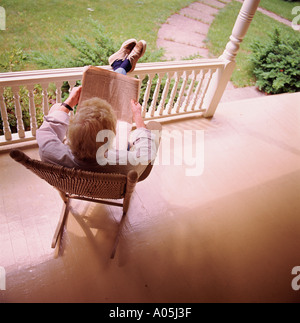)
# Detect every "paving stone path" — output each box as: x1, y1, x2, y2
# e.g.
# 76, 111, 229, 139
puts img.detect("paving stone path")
157, 0, 228, 60
156, 0, 293, 102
